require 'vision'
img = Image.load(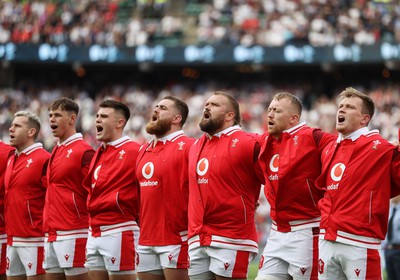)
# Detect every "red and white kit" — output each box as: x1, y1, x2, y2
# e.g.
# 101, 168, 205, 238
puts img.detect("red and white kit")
0, 142, 14, 275
136, 131, 195, 246
4, 143, 49, 245
188, 126, 263, 253
259, 122, 334, 232
4, 143, 49, 276
317, 128, 400, 248
44, 133, 94, 241
136, 131, 195, 270
257, 122, 335, 280
316, 128, 400, 279
85, 136, 140, 236
84, 136, 140, 271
